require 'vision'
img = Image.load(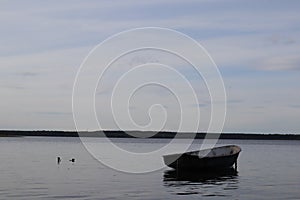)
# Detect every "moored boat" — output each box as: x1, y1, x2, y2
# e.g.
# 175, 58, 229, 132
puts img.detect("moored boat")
163, 145, 241, 170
